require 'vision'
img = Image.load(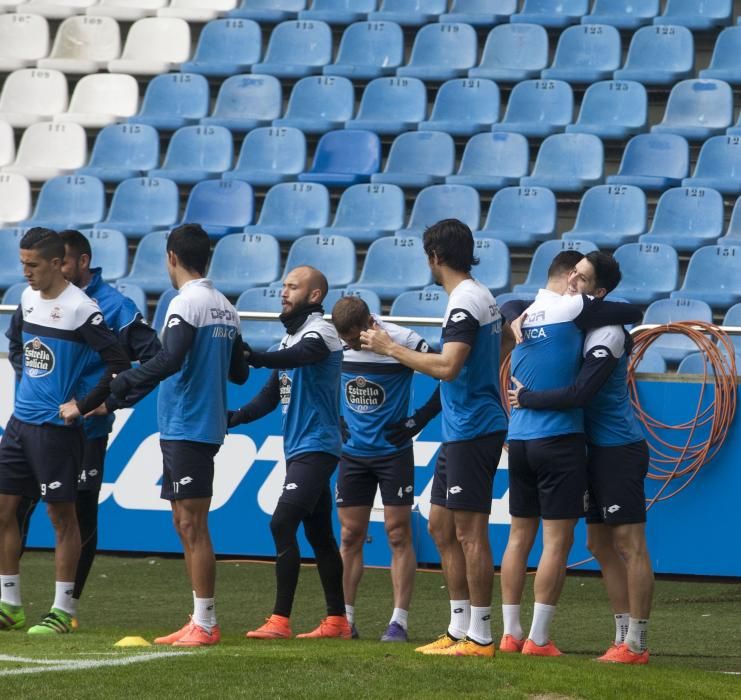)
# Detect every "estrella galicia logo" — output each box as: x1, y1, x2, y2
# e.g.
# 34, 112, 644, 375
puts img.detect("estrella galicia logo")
23, 337, 55, 378
345, 376, 385, 414
279, 372, 292, 409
